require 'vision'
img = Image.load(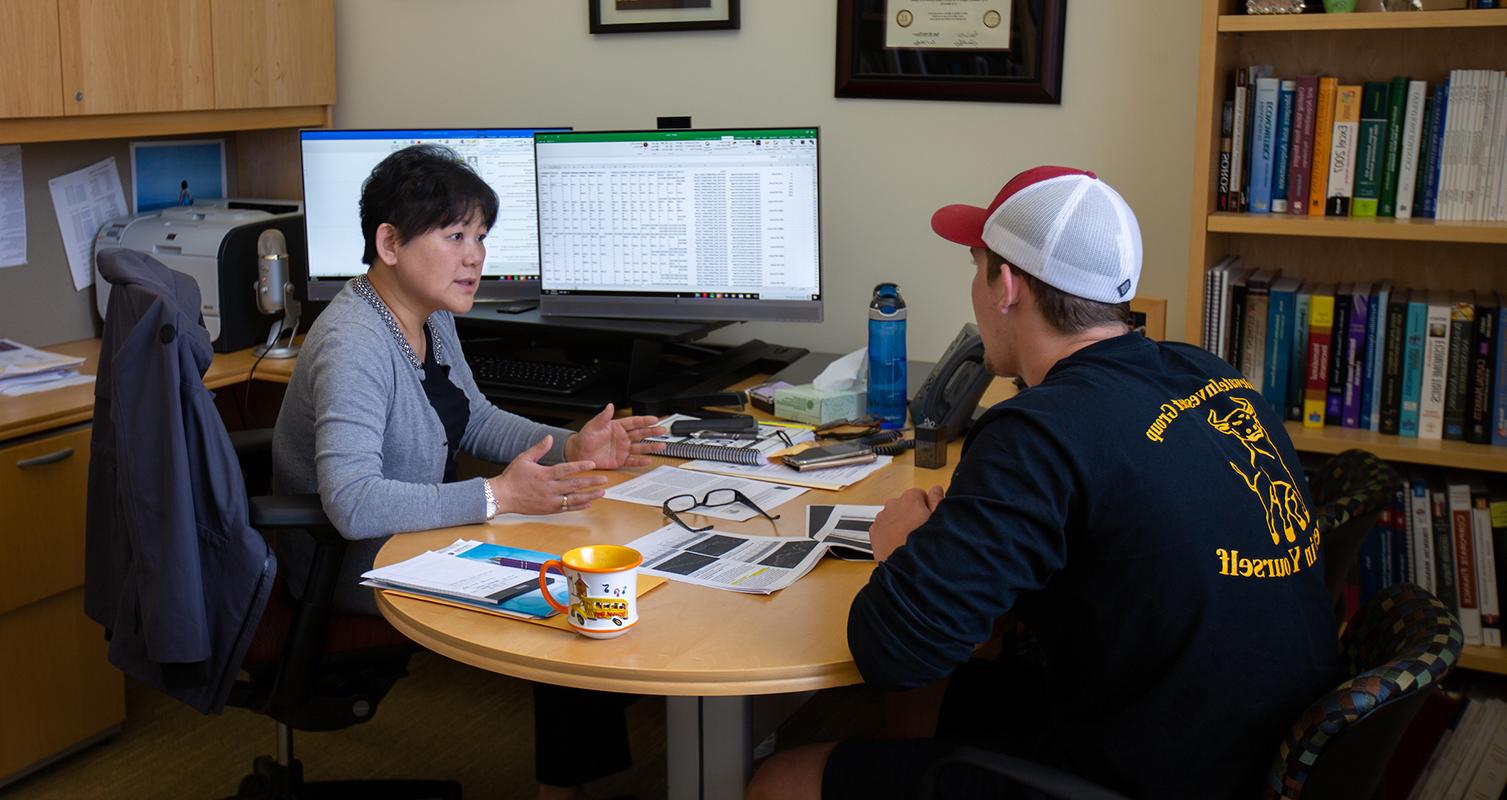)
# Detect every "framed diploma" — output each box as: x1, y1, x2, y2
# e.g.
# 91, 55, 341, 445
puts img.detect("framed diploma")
837, 0, 1066, 104
589, 0, 740, 34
